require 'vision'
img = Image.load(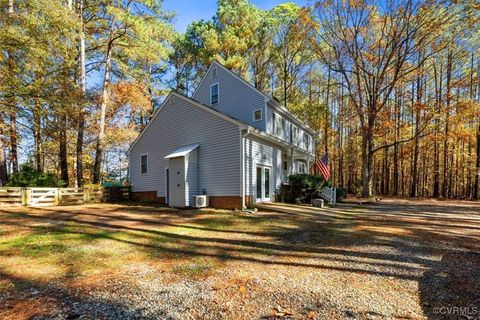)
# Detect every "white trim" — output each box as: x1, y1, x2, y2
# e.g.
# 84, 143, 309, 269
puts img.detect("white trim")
240, 129, 245, 209
192, 62, 216, 98
193, 61, 315, 135
210, 82, 219, 106
253, 109, 262, 122
255, 164, 272, 203
140, 154, 148, 174
126, 91, 247, 155
164, 144, 199, 159
211, 66, 218, 78
165, 167, 169, 204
